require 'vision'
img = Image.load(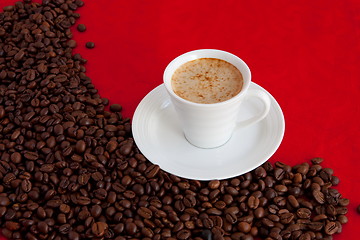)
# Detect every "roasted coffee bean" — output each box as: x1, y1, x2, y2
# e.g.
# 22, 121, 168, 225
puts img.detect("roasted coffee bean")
145, 165, 160, 178
125, 222, 137, 235
86, 42, 95, 49
247, 195, 260, 209
77, 196, 91, 205
308, 221, 324, 231
280, 212, 294, 224
254, 207, 265, 218
37, 221, 49, 234
68, 231, 80, 240
287, 195, 299, 208
177, 229, 191, 239
68, 40, 77, 48
77, 24, 87, 32
10, 152, 21, 163
297, 208, 311, 219
238, 221, 251, 233
311, 157, 324, 164
338, 214, 348, 224
21, 179, 32, 192
200, 229, 212, 240
59, 204, 71, 214
3, 173, 16, 184
338, 198, 349, 207
24, 152, 38, 160
92, 222, 108, 237
110, 104, 122, 112
224, 212, 236, 224
0, 196, 10, 206
325, 221, 338, 235
137, 207, 152, 219
313, 190, 325, 204
94, 188, 107, 200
